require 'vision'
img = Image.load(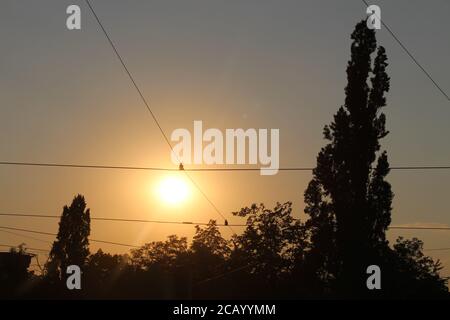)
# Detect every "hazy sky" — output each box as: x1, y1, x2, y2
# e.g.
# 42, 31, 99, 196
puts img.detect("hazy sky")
1, 0, 449, 275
